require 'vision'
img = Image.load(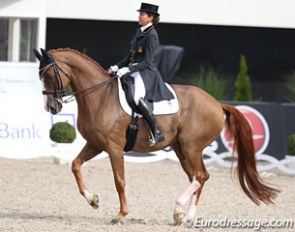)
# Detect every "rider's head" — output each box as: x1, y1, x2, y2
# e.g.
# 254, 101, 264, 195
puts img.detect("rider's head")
137, 3, 160, 26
